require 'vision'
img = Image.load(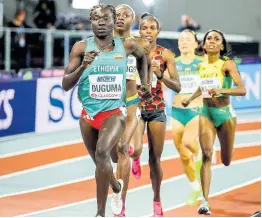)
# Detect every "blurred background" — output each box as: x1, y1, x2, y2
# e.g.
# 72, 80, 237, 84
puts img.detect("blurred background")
0, 0, 261, 136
